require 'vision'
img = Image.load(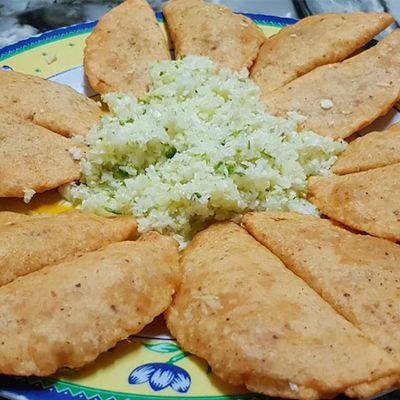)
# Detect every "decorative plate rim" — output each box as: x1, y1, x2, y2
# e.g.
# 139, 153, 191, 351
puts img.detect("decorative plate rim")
0, 12, 297, 62
0, 376, 259, 400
